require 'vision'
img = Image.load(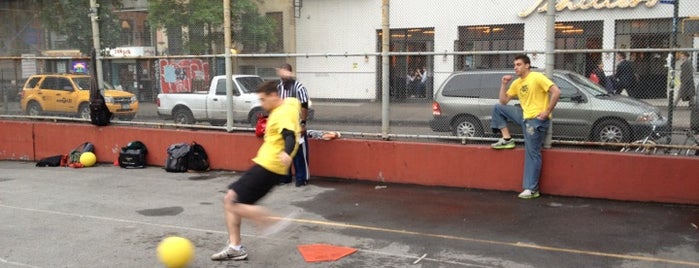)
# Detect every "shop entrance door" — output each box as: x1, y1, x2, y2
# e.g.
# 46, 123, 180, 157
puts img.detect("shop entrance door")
377, 28, 434, 102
